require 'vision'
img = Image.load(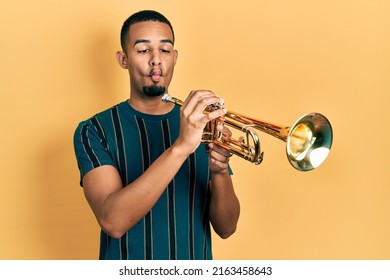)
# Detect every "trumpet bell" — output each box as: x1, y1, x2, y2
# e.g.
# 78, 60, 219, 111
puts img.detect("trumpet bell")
287, 113, 333, 171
